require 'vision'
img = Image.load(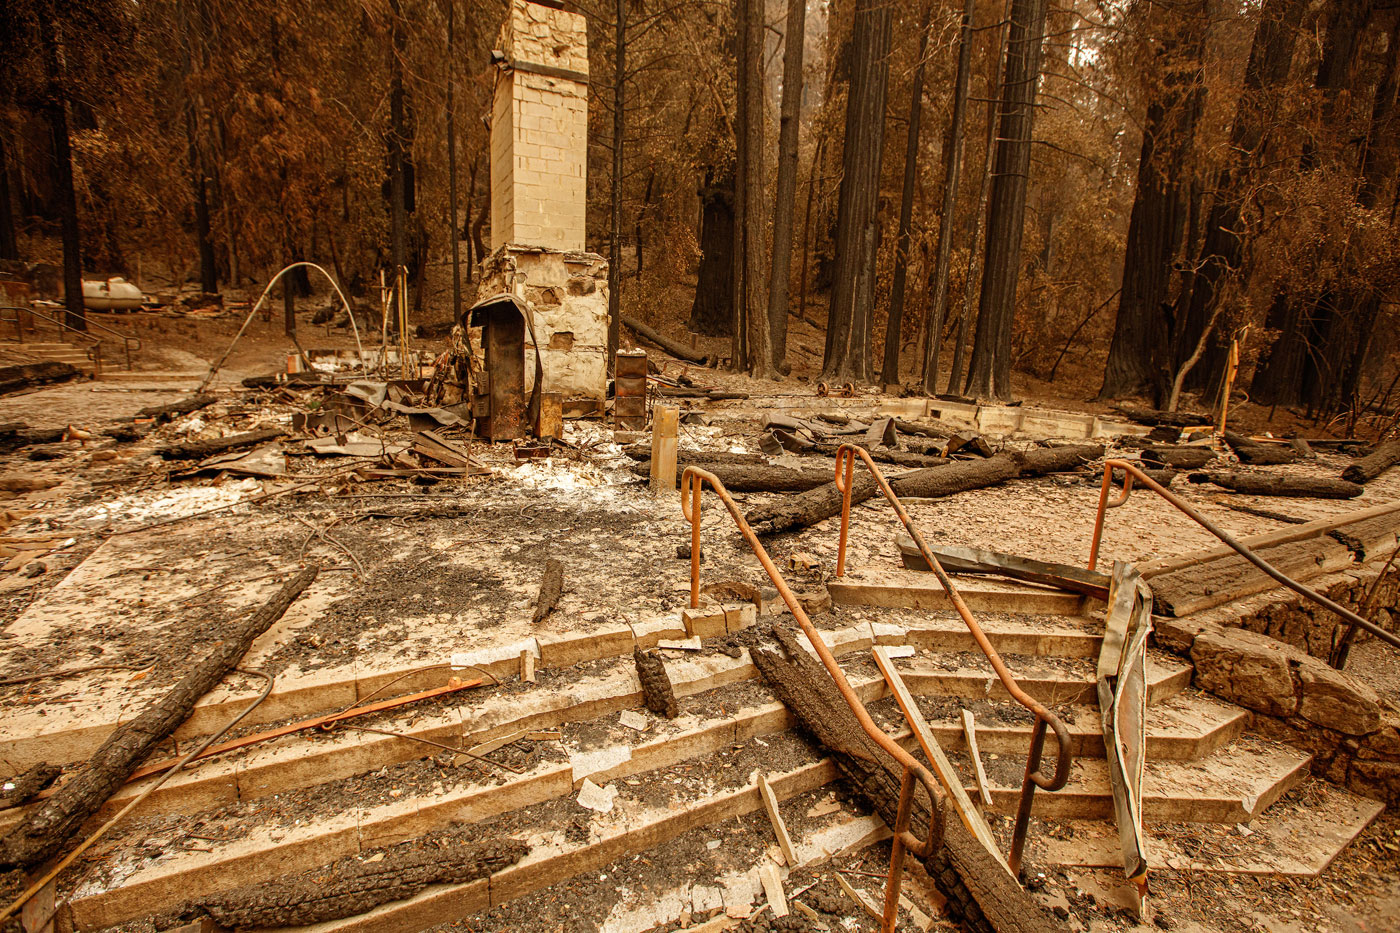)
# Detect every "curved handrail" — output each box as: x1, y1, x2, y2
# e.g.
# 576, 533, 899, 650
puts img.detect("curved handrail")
680, 467, 945, 868
1090, 459, 1400, 653
832, 445, 1072, 874
833, 445, 1073, 789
